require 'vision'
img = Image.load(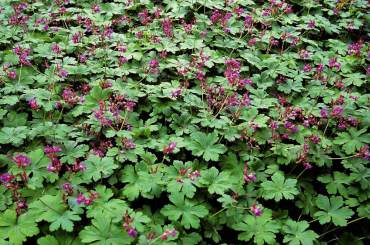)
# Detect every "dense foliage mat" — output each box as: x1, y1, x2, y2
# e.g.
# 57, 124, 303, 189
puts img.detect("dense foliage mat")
0, 0, 369, 244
